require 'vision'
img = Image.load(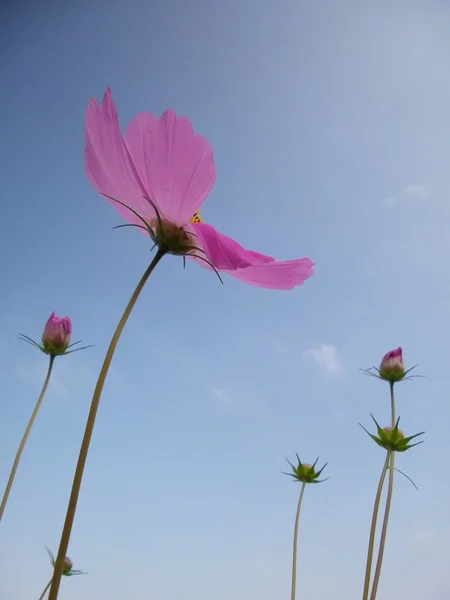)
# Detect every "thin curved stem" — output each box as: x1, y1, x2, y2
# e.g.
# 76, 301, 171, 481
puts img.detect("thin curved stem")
48, 250, 165, 600
38, 578, 53, 600
0, 355, 55, 521
291, 481, 307, 600
389, 382, 395, 428
368, 383, 397, 600
361, 452, 390, 600
369, 452, 395, 600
